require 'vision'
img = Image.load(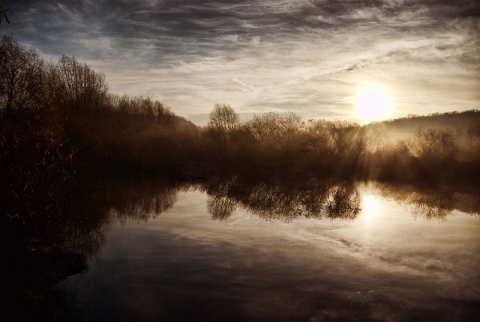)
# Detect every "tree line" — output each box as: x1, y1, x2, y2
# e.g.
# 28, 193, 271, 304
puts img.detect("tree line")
2, 34, 480, 242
